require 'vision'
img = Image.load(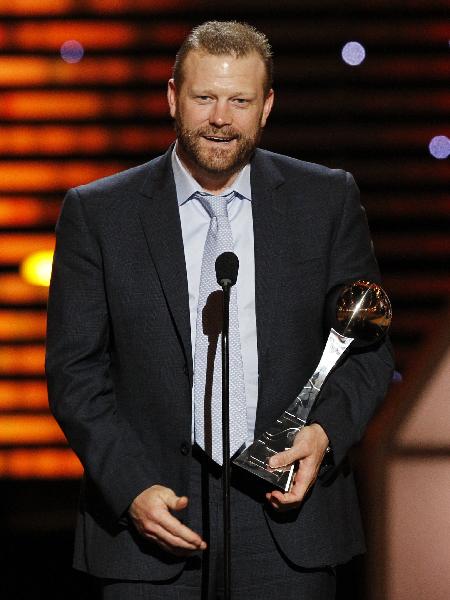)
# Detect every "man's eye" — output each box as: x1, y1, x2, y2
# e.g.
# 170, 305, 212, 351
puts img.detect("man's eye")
197, 96, 212, 102
233, 98, 249, 106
